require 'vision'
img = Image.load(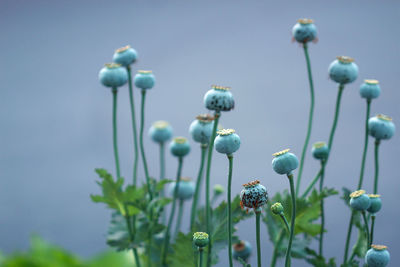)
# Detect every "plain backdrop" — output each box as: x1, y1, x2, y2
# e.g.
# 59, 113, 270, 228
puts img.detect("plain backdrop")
1, 0, 399, 266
